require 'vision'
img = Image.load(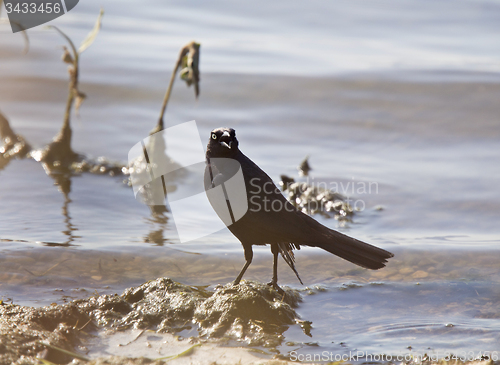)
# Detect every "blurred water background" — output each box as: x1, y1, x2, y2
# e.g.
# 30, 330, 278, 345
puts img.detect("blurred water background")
1, 0, 500, 359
